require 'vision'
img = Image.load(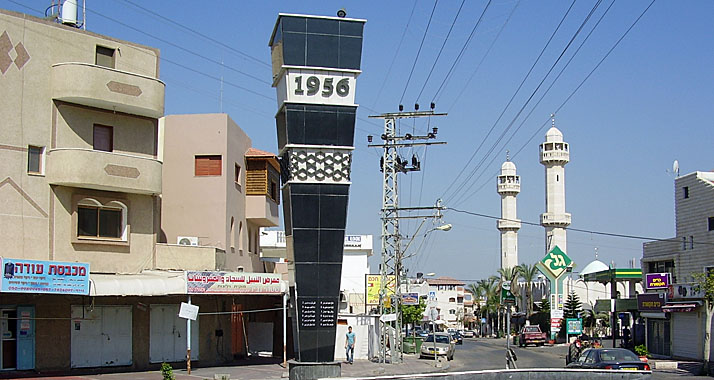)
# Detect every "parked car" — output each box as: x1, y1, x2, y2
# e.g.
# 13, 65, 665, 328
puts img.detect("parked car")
462, 329, 475, 338
518, 325, 547, 347
566, 348, 651, 371
420, 333, 455, 361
